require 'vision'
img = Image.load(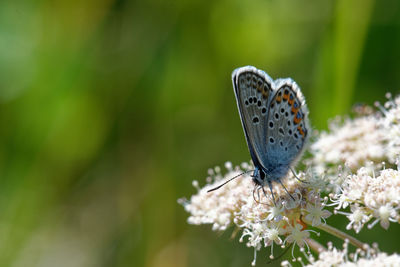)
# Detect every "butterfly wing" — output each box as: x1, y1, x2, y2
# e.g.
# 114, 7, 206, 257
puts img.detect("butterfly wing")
262, 78, 309, 180
232, 66, 274, 170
